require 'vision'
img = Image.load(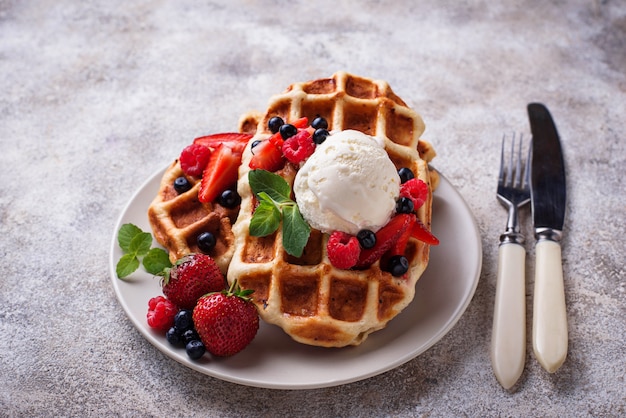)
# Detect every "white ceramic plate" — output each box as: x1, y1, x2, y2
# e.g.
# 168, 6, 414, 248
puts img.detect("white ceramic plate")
109, 167, 482, 390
